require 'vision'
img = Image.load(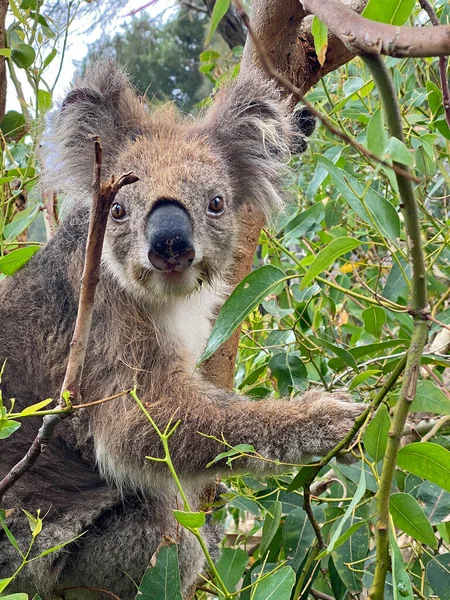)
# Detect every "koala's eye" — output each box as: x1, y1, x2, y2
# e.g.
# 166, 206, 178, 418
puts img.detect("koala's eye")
111, 203, 127, 221
207, 196, 225, 217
